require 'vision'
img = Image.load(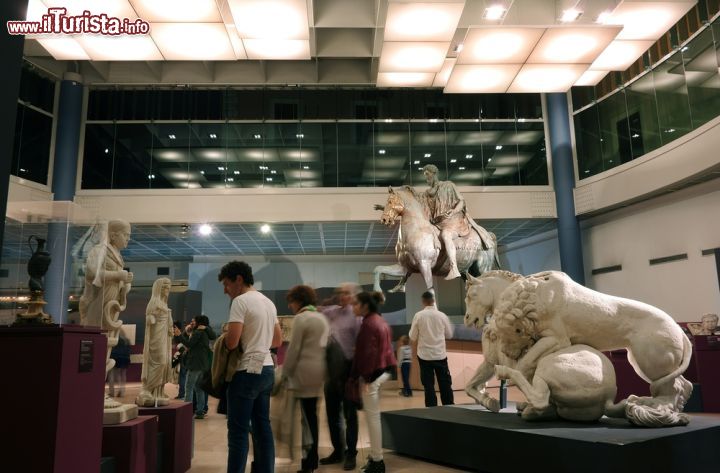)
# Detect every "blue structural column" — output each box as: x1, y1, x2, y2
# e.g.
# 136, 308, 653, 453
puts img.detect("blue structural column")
45, 73, 84, 322
0, 0, 29, 266
545, 93, 585, 285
